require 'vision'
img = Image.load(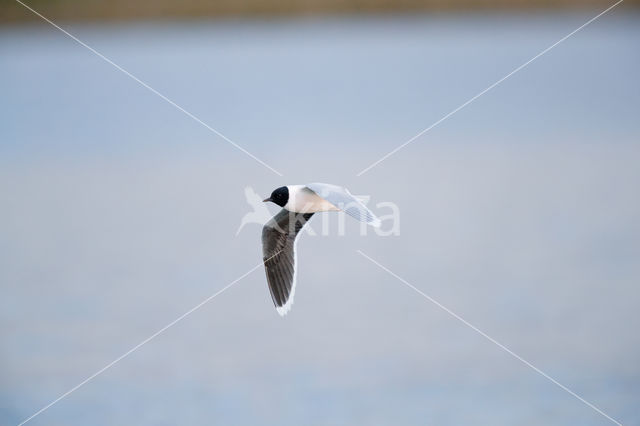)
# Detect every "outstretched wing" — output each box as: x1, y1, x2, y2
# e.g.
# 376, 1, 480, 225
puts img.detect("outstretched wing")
306, 182, 380, 227
262, 209, 314, 316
